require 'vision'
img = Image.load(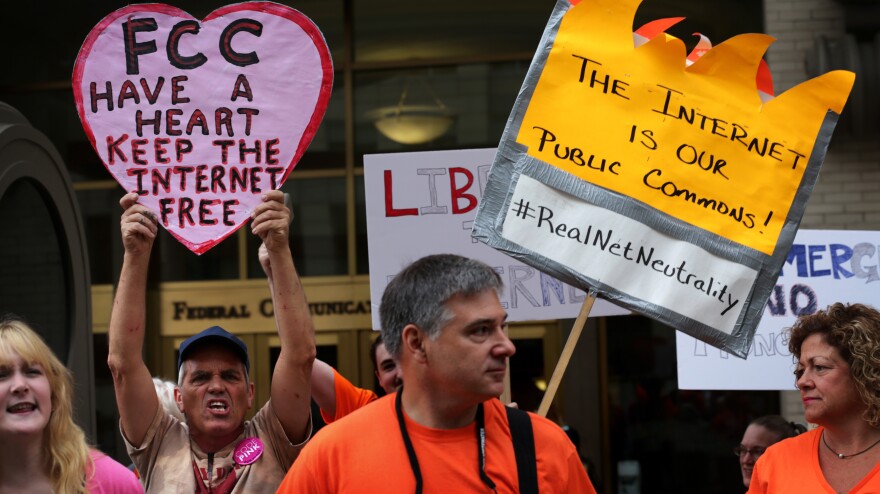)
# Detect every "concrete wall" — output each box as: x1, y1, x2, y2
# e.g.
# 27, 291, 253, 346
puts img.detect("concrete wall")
764, 0, 880, 422
765, 0, 880, 230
